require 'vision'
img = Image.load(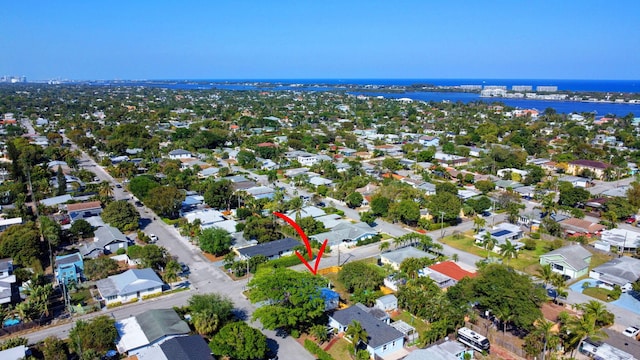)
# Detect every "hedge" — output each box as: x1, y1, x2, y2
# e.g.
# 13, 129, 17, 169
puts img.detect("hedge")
303, 339, 334, 360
